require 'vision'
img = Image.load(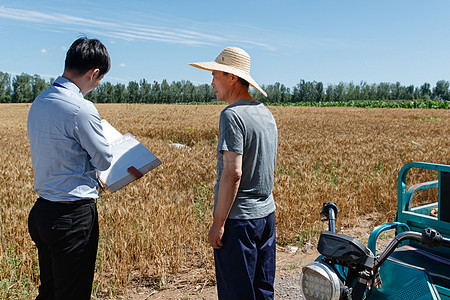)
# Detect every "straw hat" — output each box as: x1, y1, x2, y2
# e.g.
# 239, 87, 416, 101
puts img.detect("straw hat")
189, 47, 267, 97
